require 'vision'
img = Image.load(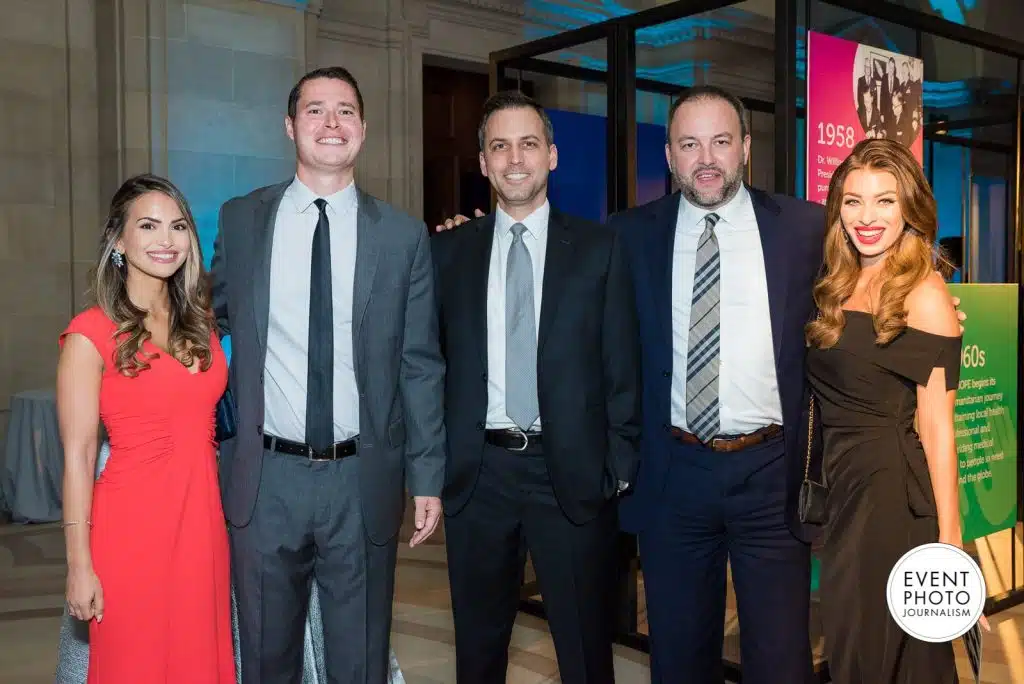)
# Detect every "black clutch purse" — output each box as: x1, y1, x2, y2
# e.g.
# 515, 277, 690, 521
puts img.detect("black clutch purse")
798, 396, 828, 525
214, 388, 238, 443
